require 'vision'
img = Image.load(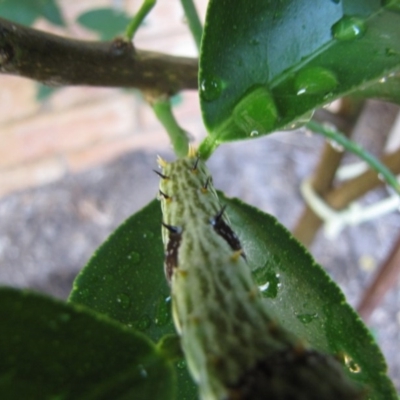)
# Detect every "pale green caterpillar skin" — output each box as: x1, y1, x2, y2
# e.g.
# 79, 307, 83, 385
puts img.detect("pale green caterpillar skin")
158, 153, 363, 400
